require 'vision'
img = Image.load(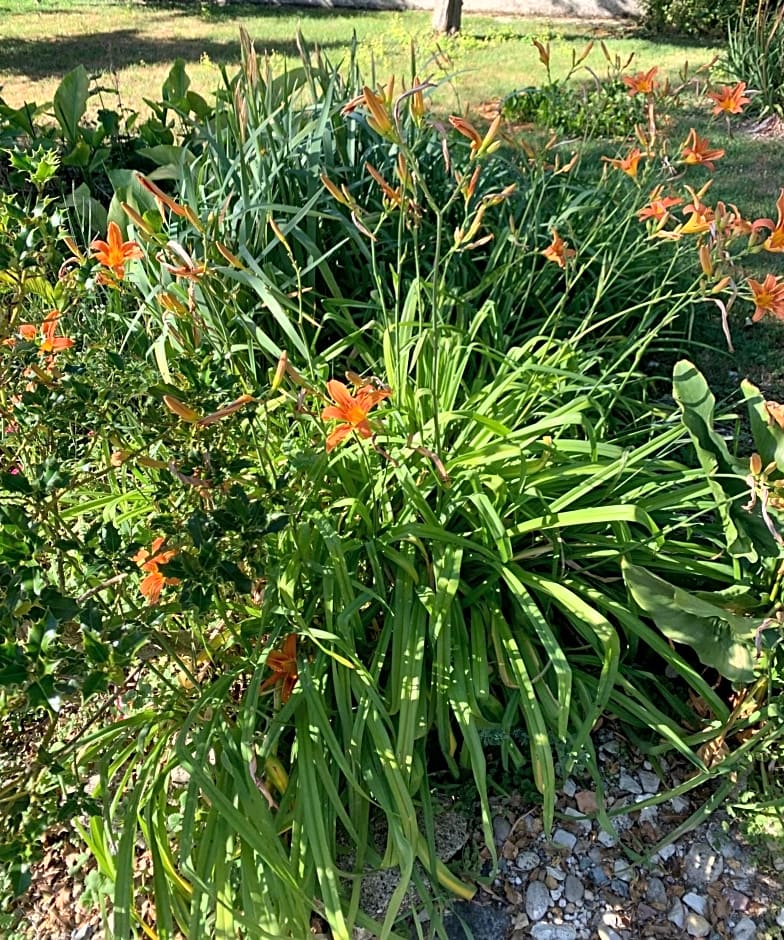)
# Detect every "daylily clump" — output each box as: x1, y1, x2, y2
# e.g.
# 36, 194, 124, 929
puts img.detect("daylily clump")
321, 379, 391, 452
18, 310, 74, 355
